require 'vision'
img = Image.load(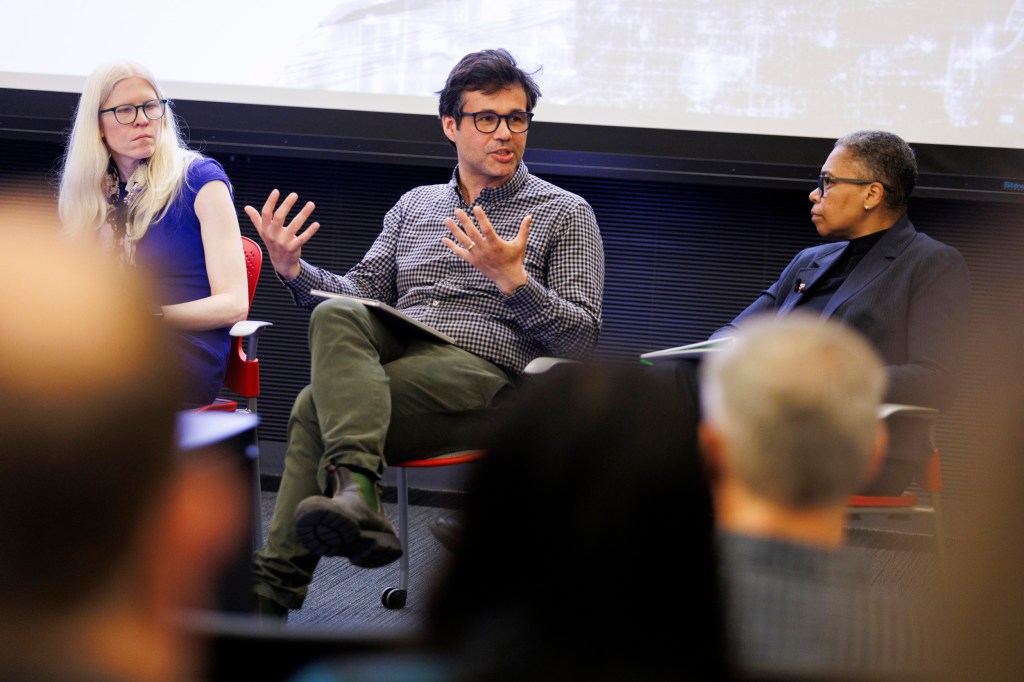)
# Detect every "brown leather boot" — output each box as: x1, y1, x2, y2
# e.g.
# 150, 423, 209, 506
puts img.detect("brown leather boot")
293, 467, 401, 568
